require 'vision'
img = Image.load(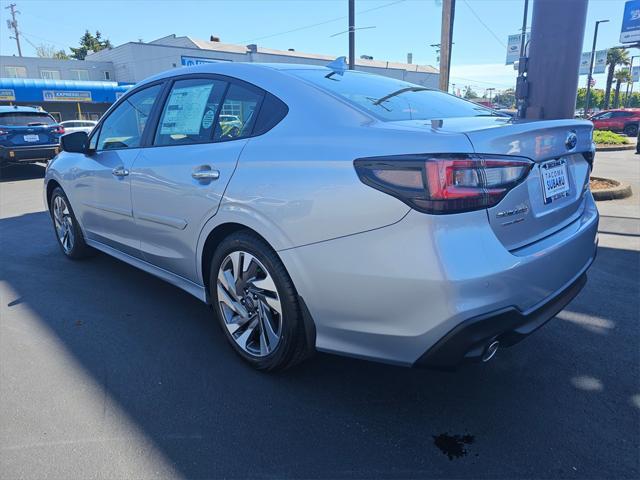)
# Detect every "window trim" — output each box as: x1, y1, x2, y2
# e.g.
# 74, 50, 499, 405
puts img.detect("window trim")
144, 73, 268, 149
4, 65, 27, 78
40, 68, 61, 80
69, 68, 90, 81
92, 81, 168, 153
